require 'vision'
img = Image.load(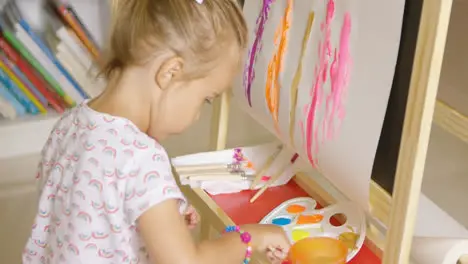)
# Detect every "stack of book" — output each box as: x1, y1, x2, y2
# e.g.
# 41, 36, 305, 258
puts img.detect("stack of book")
0, 0, 106, 120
